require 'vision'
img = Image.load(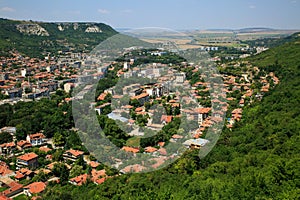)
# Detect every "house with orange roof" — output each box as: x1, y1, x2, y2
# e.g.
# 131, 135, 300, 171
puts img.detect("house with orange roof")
94, 103, 111, 115
89, 161, 100, 168
24, 182, 46, 196
195, 107, 211, 124
144, 146, 158, 153
0, 195, 11, 200
46, 162, 58, 170
131, 93, 149, 105
170, 134, 184, 143
0, 162, 14, 178
157, 142, 165, 147
91, 169, 106, 182
0, 142, 16, 155
94, 177, 106, 185
0, 181, 23, 199
239, 98, 245, 107
38, 146, 51, 153
122, 105, 133, 110
26, 133, 46, 147
231, 108, 243, 122
14, 168, 34, 180
16, 153, 38, 169
121, 146, 140, 154
161, 115, 173, 125
128, 119, 135, 125
135, 107, 143, 112
63, 149, 84, 162
97, 92, 108, 101
69, 174, 88, 186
